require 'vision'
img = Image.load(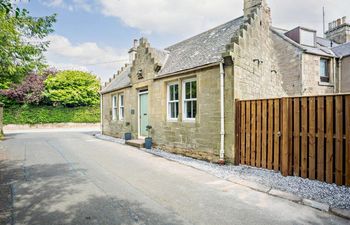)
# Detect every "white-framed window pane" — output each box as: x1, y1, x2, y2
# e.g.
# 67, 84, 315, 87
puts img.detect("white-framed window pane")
185, 82, 191, 99
191, 81, 196, 98
167, 83, 179, 120
119, 94, 124, 120
112, 95, 117, 120
183, 79, 197, 120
